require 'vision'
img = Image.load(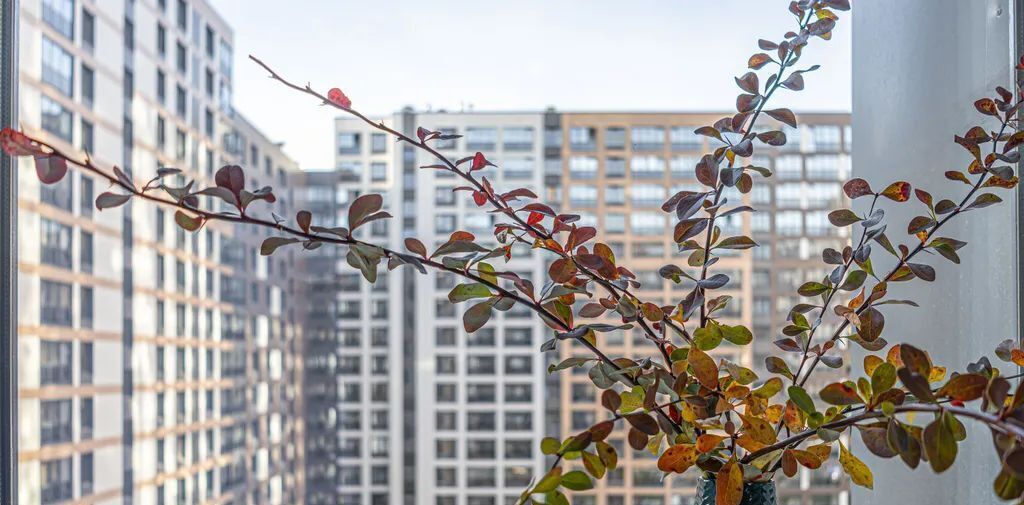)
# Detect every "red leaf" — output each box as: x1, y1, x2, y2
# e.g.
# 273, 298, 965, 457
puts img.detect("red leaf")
327, 88, 352, 109
296, 210, 312, 233
527, 212, 544, 225
0, 128, 44, 156
34, 155, 68, 184
765, 108, 797, 128
748, 53, 772, 69
843, 178, 873, 199
472, 191, 487, 206
471, 152, 490, 171
974, 98, 998, 117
